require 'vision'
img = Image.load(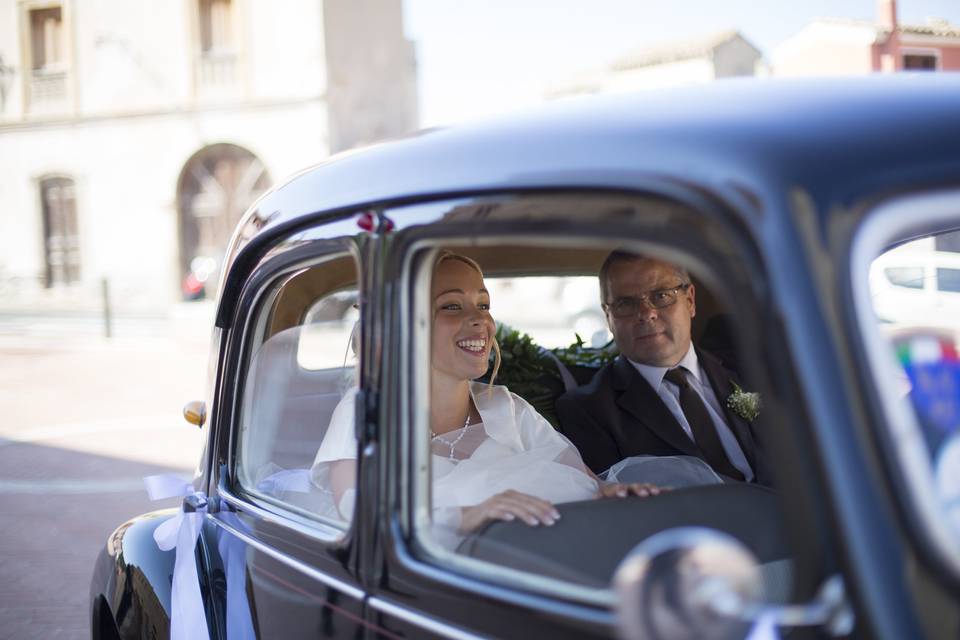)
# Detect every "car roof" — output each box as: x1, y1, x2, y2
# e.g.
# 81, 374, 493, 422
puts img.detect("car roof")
216, 75, 960, 322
